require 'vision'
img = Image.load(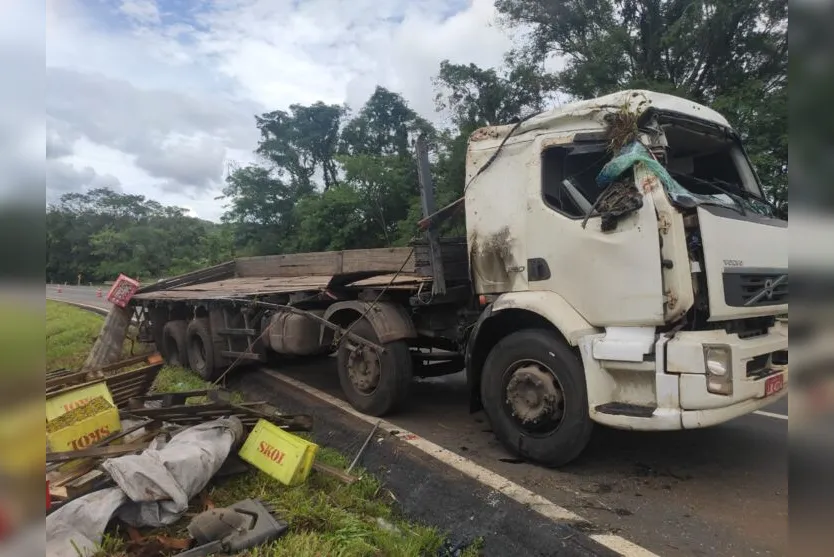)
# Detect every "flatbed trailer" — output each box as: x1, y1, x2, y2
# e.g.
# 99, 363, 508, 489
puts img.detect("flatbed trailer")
131, 241, 475, 412
130, 90, 788, 467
